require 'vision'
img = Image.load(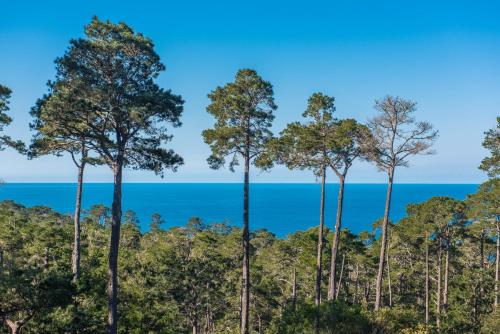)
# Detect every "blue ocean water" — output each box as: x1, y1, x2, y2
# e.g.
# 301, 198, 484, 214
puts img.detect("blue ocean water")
0, 183, 478, 237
